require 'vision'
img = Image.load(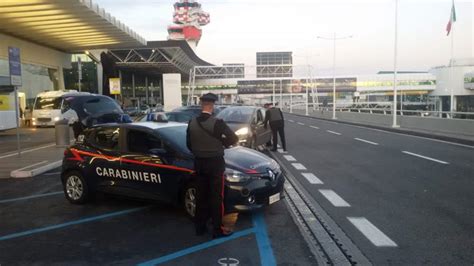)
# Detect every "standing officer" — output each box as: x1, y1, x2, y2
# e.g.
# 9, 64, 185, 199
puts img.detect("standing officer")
186, 93, 238, 238
264, 102, 287, 152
